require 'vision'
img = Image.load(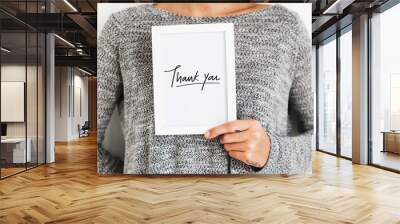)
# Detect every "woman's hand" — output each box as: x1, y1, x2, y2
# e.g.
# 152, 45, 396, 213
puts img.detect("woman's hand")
204, 120, 271, 168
